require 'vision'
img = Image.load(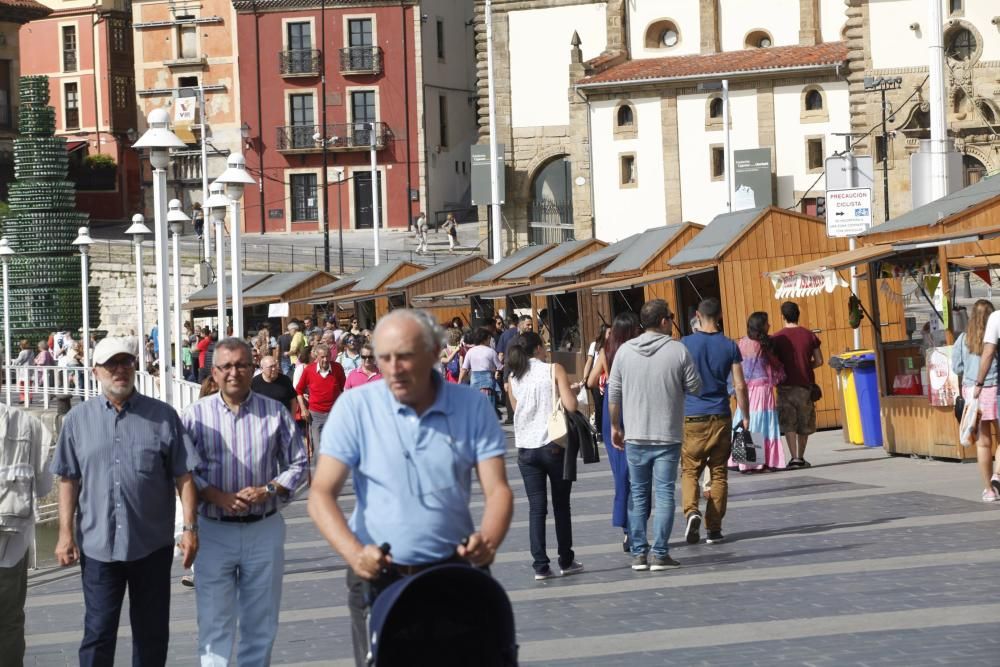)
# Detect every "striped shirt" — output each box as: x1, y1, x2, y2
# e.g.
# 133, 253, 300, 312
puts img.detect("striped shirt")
51, 391, 198, 563
183, 391, 308, 520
